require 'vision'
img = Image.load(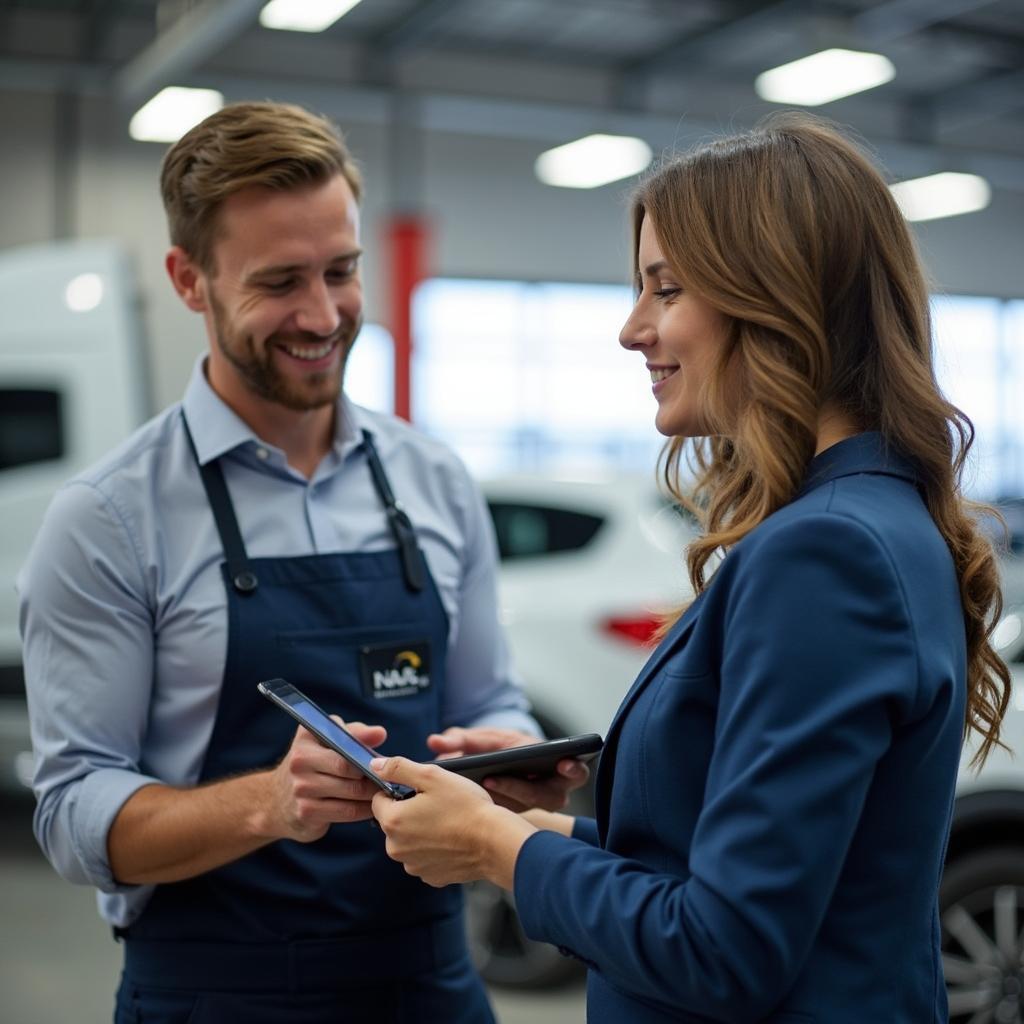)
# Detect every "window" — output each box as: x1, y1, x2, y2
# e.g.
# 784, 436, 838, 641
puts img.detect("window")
933, 296, 1024, 498
486, 501, 605, 561
0, 388, 64, 472
411, 279, 1024, 499
343, 322, 394, 414
412, 279, 662, 476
